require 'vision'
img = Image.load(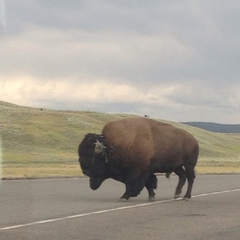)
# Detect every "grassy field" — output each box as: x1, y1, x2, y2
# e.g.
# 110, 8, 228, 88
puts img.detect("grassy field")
1, 101, 240, 178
